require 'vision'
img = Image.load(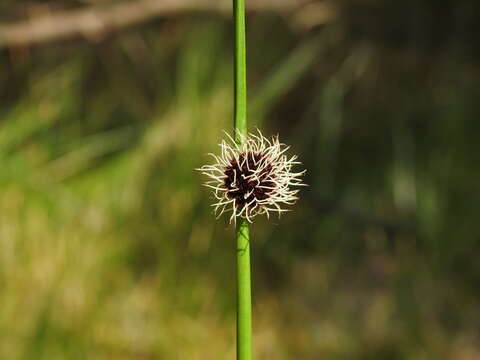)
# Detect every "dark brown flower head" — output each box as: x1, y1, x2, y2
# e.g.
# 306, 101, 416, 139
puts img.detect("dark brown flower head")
198, 130, 306, 223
